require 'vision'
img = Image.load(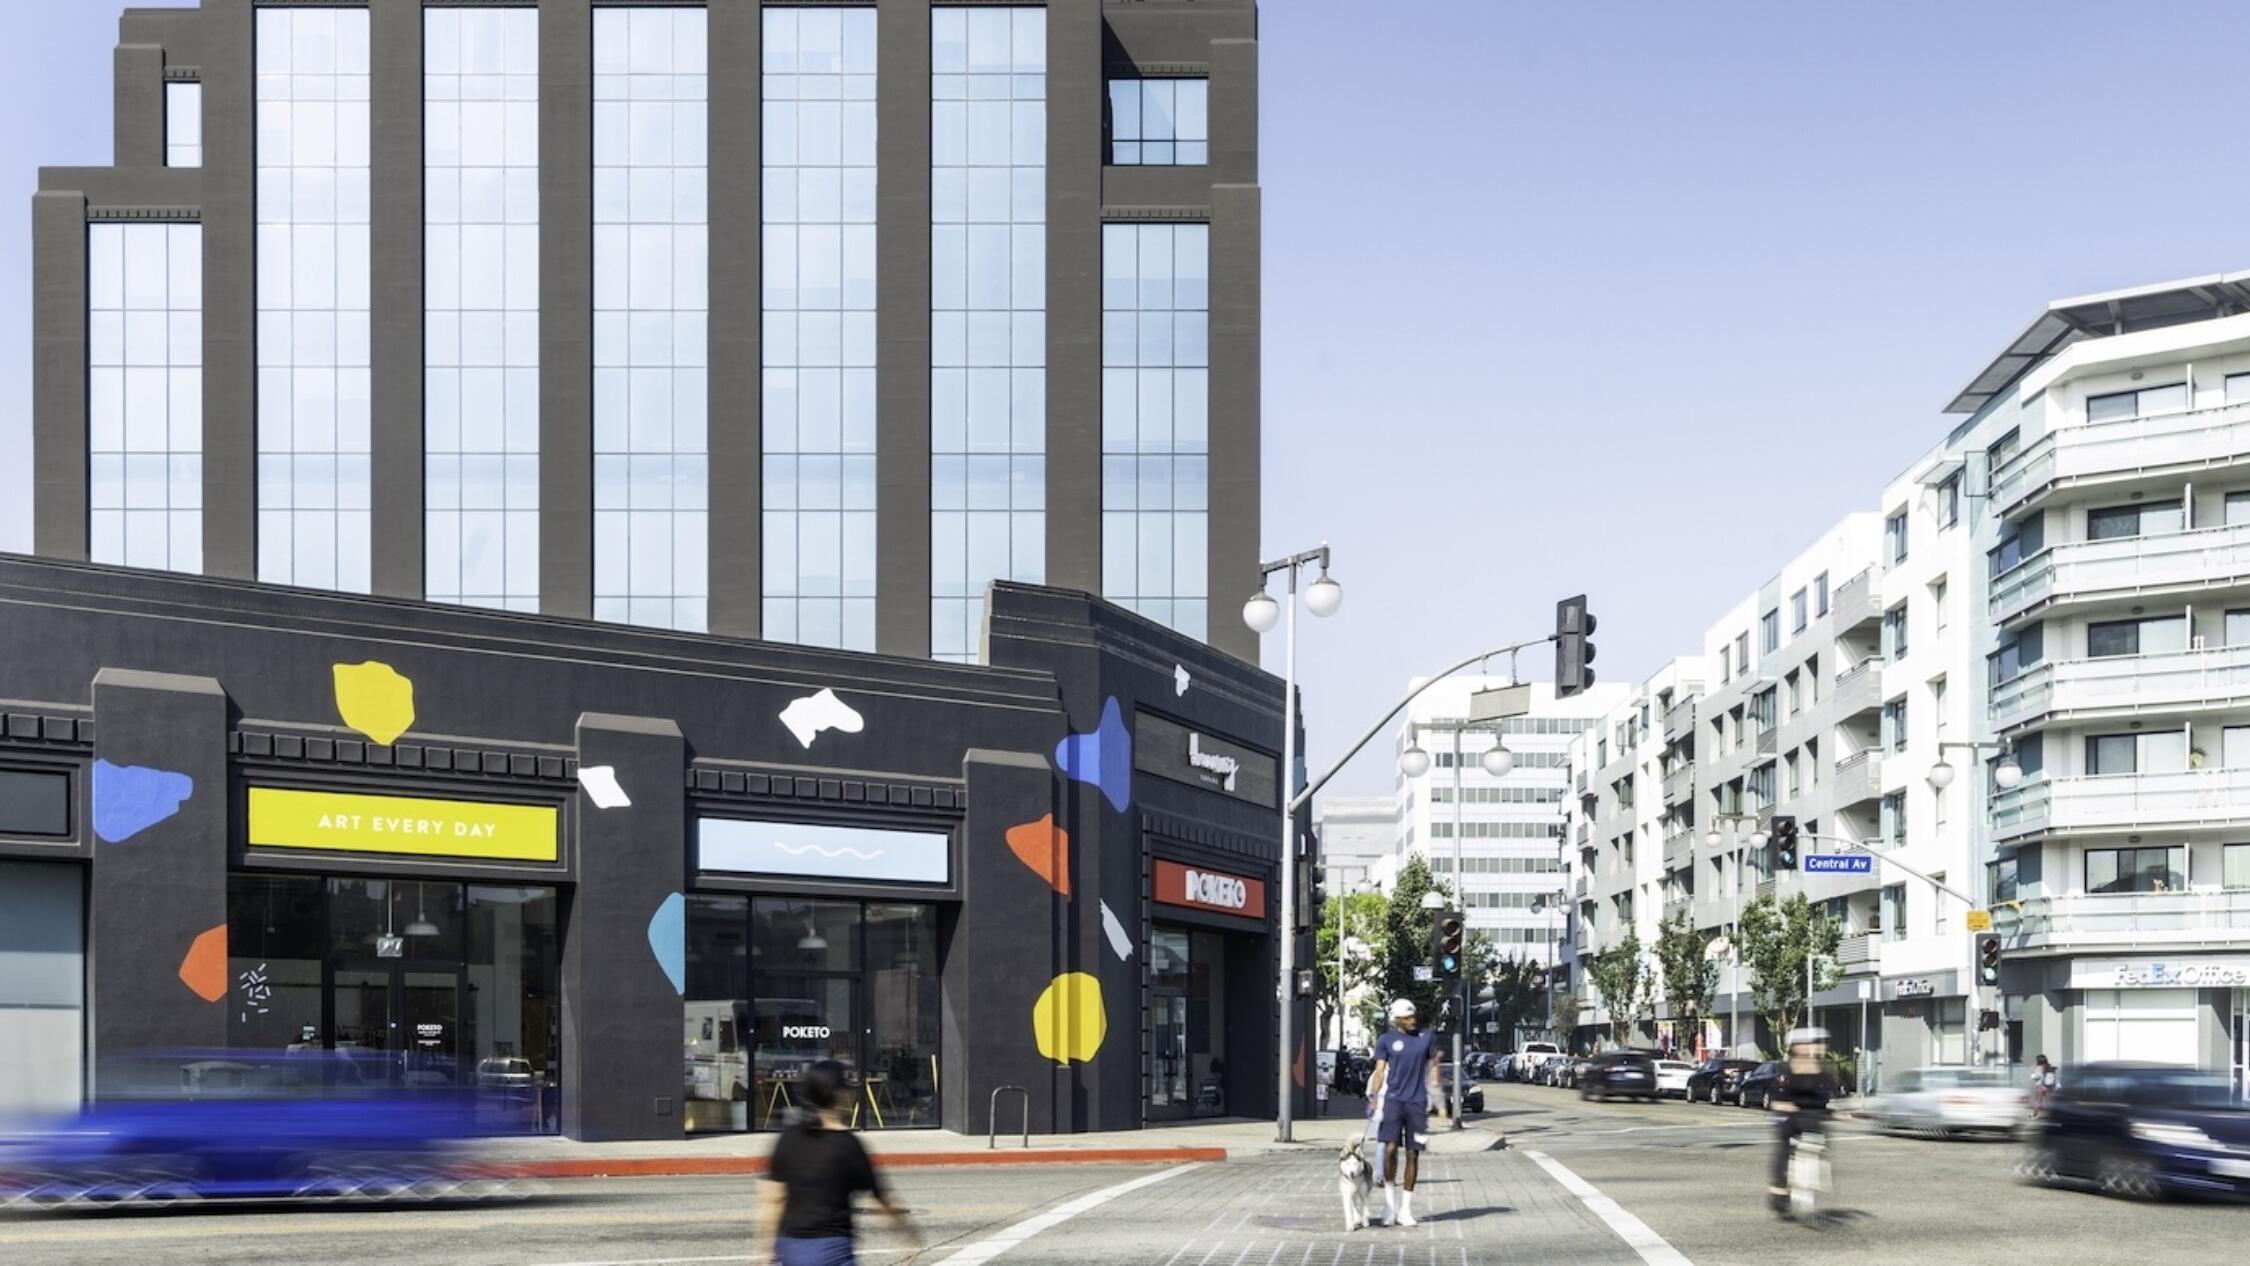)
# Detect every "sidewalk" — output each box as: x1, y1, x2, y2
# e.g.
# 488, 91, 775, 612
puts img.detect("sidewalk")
469, 1092, 1507, 1179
